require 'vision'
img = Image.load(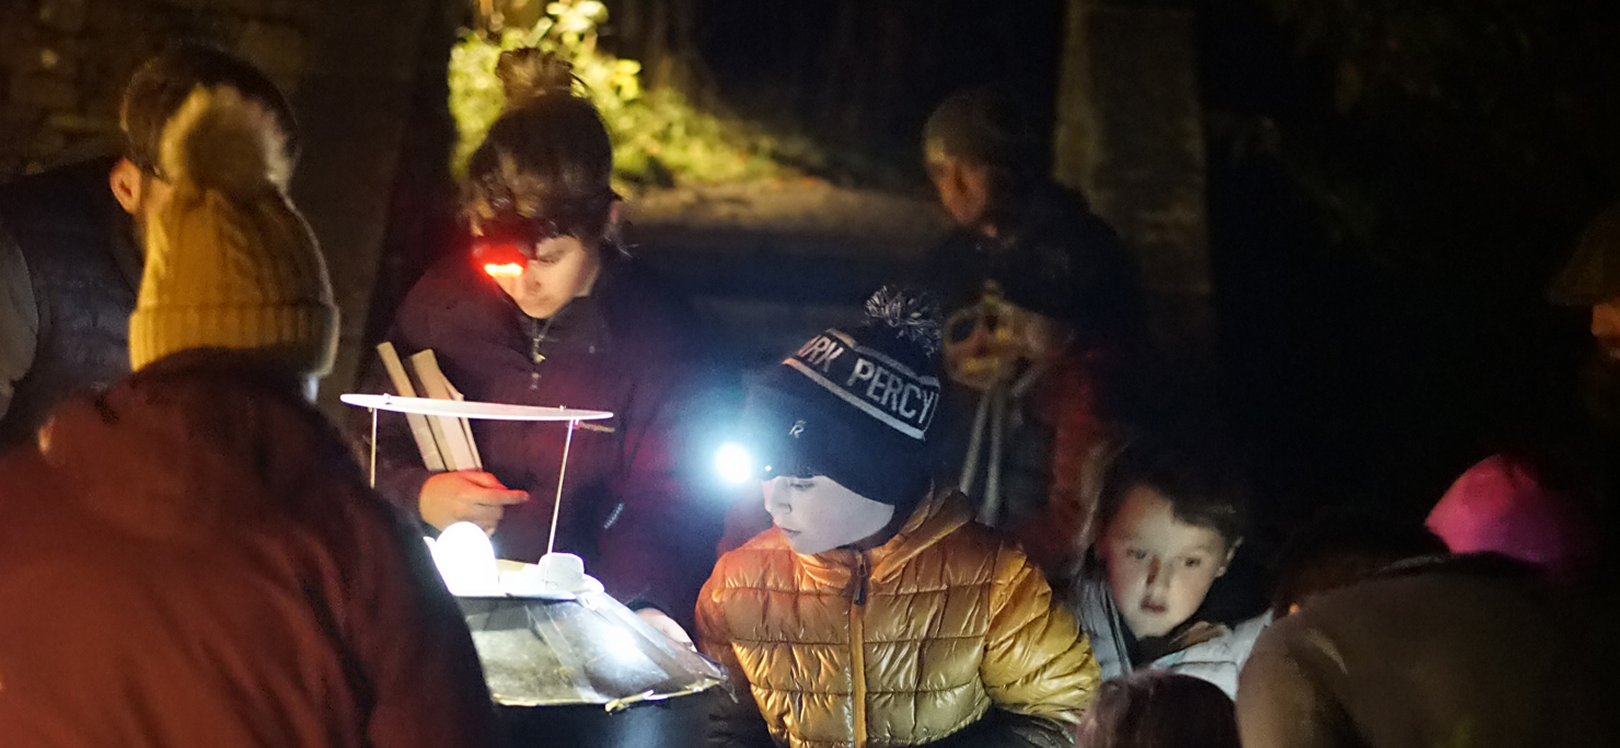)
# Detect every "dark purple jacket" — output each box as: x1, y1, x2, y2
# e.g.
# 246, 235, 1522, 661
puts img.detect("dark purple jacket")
359, 253, 726, 626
